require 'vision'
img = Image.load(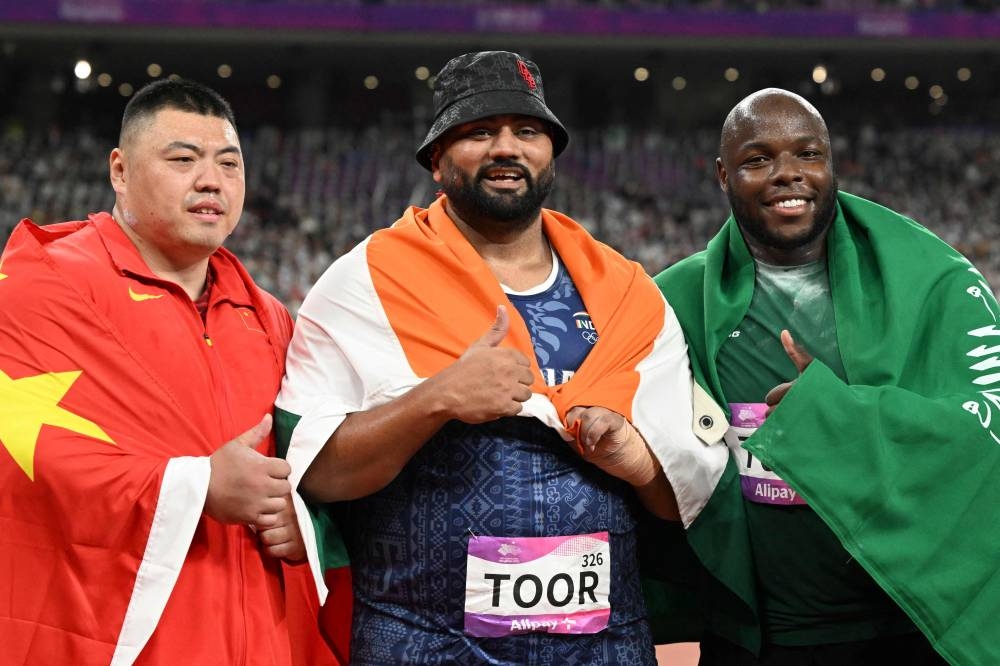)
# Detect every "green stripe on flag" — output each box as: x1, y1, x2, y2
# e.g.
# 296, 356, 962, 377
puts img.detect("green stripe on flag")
274, 406, 351, 571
